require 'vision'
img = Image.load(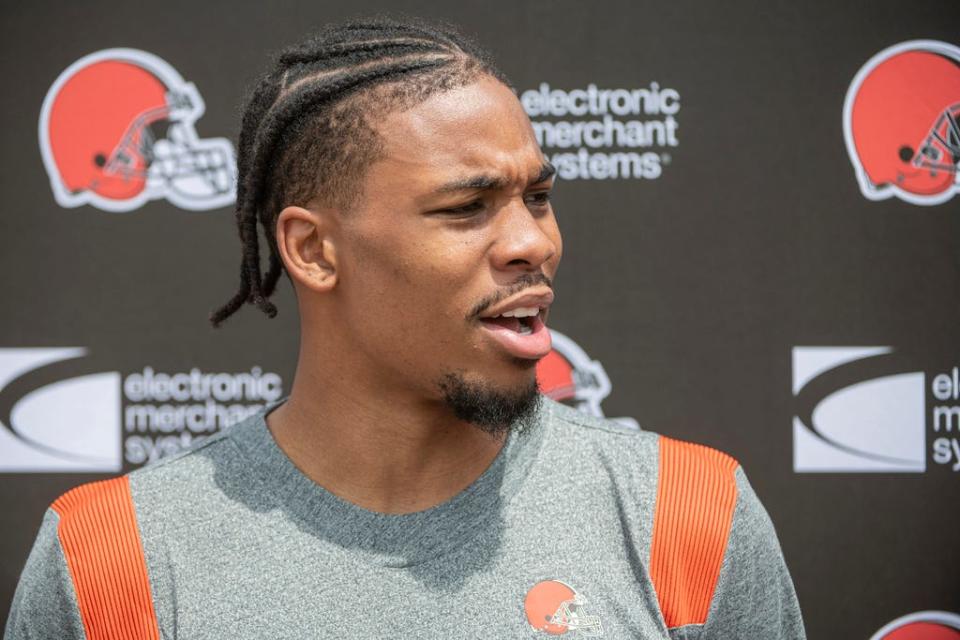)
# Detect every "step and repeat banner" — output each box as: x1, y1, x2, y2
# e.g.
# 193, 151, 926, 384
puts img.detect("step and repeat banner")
1, 0, 958, 637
